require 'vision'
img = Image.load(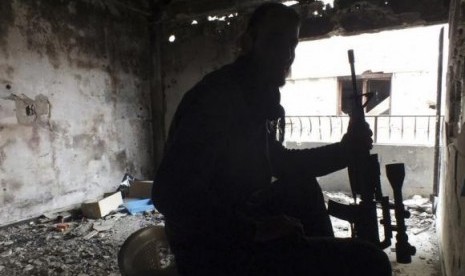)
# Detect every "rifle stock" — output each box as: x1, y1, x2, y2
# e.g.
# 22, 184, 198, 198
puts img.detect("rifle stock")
327, 50, 416, 263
